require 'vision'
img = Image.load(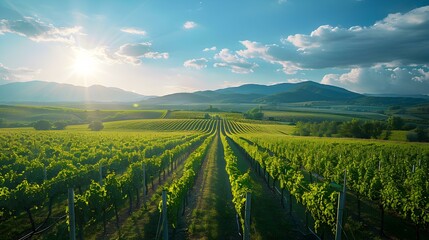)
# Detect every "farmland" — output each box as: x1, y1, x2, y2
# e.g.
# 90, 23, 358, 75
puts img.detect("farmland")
0, 115, 428, 240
